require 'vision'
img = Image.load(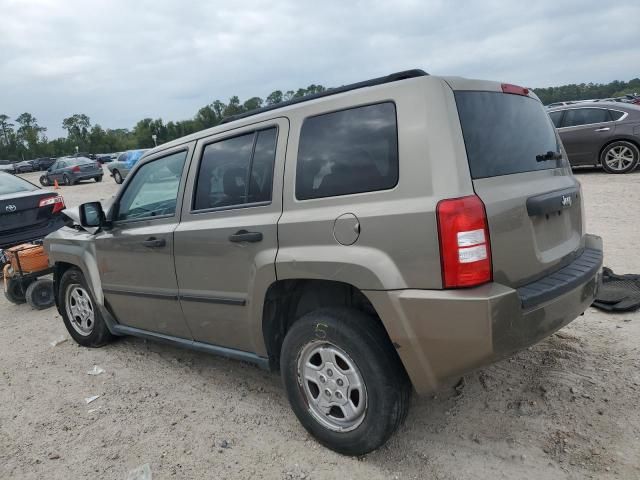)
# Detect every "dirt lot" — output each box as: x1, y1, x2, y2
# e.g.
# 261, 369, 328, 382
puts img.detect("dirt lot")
1, 167, 639, 479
